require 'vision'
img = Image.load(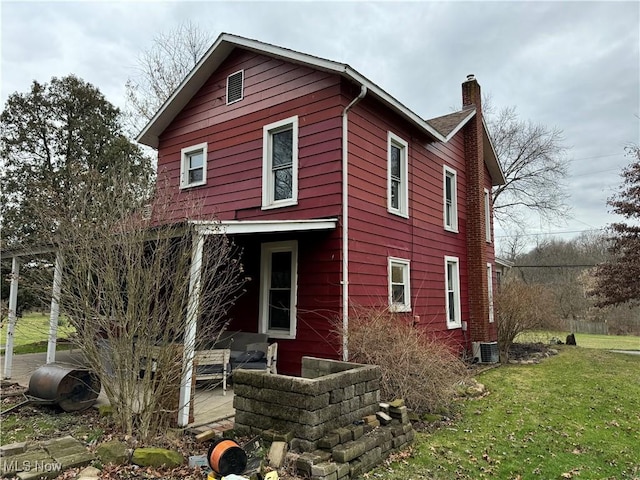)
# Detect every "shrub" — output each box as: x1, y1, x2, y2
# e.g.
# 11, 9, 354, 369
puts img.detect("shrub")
337, 306, 468, 414
495, 278, 559, 362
